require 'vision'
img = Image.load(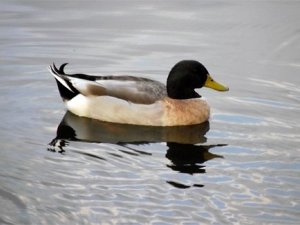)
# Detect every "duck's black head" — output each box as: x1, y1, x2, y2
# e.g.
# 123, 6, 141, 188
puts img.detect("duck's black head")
167, 60, 228, 99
